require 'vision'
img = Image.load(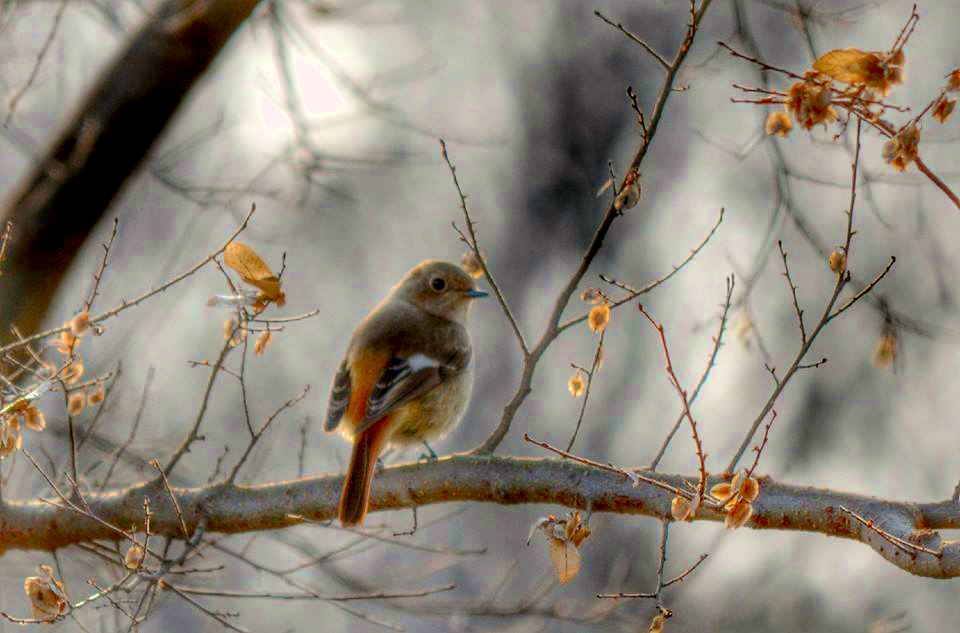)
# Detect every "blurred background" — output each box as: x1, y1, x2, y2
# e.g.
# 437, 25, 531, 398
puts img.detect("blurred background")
1, 0, 958, 631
